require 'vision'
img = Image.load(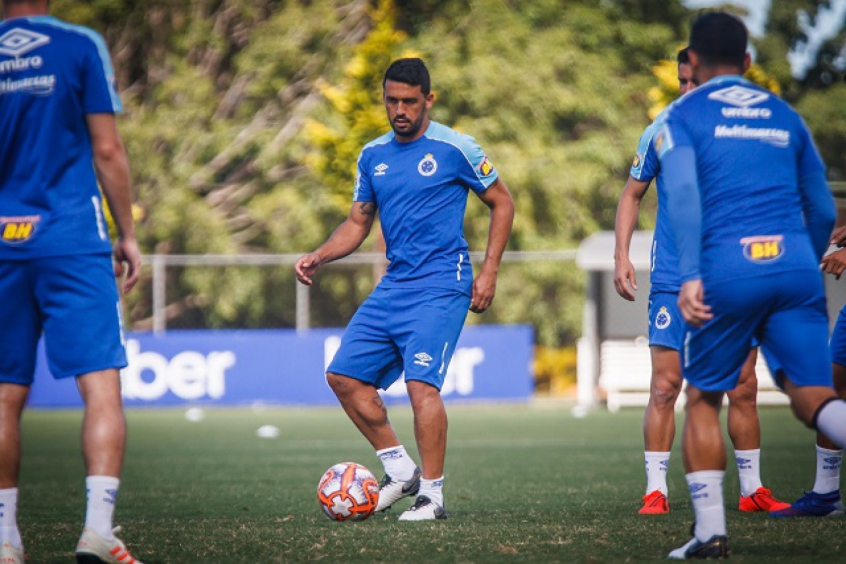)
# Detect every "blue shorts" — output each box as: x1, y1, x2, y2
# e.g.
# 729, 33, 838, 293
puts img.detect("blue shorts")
648, 291, 686, 350
682, 270, 832, 392
831, 305, 846, 367
327, 285, 471, 391
0, 254, 127, 384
